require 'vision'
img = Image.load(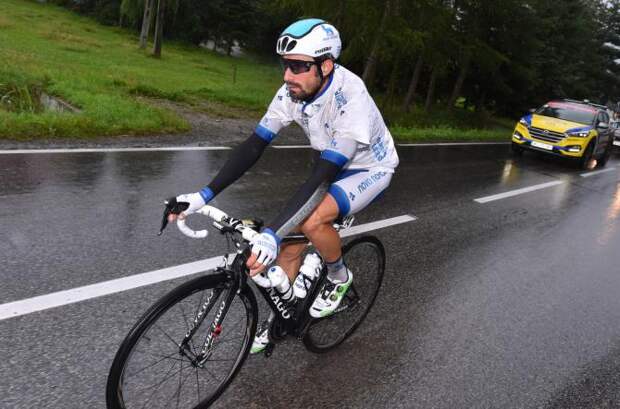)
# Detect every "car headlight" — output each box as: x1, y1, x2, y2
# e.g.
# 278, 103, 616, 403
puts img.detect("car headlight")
519, 118, 529, 127
565, 130, 590, 137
